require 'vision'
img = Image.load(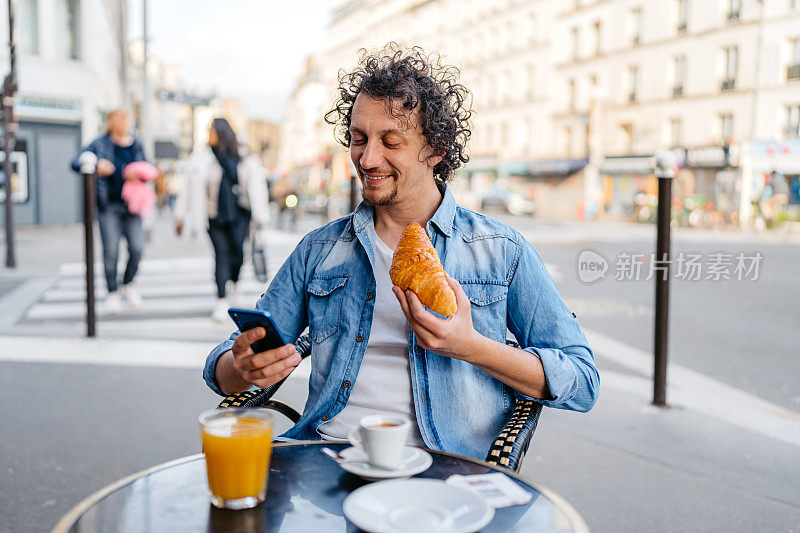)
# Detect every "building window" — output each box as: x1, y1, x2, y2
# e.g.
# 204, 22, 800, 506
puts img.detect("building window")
727, 0, 741, 22
571, 27, 580, 60
593, 20, 602, 55
568, 79, 577, 112
670, 117, 683, 147
673, 55, 686, 97
722, 46, 738, 90
720, 113, 734, 142
675, 0, 689, 33
527, 64, 536, 98
788, 38, 800, 80
786, 105, 800, 138
563, 126, 572, 156
629, 7, 642, 46
18, 0, 39, 54
677, 0, 689, 33
528, 13, 536, 43
627, 65, 639, 103
54, 0, 81, 60
621, 123, 634, 153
